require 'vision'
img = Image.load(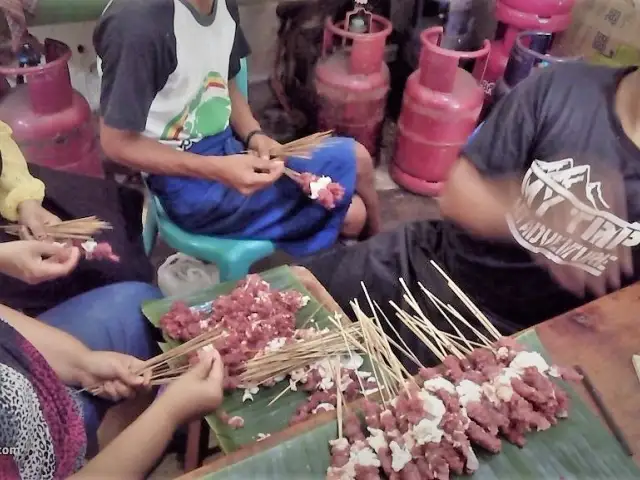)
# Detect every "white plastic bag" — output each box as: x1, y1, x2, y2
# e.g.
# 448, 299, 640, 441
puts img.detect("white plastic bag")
157, 253, 220, 297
